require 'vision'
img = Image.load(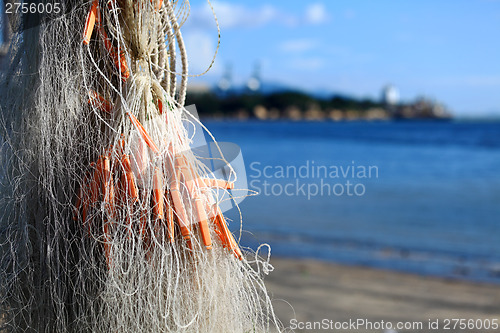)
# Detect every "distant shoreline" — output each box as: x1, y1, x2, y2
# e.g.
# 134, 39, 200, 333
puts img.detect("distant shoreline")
186, 90, 453, 121
200, 117, 500, 122
200, 115, 454, 122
